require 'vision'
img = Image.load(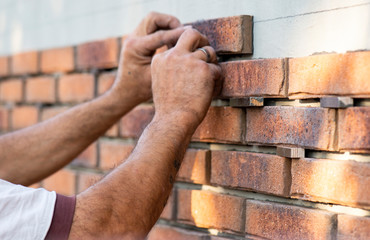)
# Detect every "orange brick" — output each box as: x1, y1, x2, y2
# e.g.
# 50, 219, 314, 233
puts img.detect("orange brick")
147, 225, 207, 240
77, 38, 118, 70
193, 107, 244, 144
98, 71, 116, 95
177, 149, 210, 184
289, 51, 370, 98
337, 214, 370, 239
11, 51, 38, 75
77, 171, 104, 193
26, 76, 56, 103
73, 142, 97, 167
105, 123, 119, 137
99, 139, 135, 170
0, 106, 9, 132
160, 190, 175, 220
0, 78, 23, 102
43, 169, 76, 195
245, 200, 336, 239
211, 151, 291, 197
120, 105, 154, 138
58, 73, 94, 103
0, 57, 9, 76
12, 106, 38, 130
41, 106, 69, 121
40, 47, 74, 73
177, 189, 244, 232
291, 158, 370, 208
219, 59, 286, 98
